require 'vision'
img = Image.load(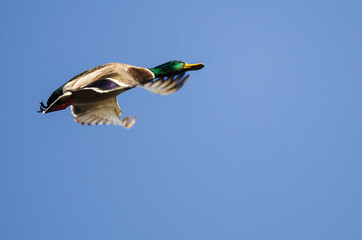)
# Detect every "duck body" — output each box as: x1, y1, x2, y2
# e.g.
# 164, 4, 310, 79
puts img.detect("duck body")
39, 60, 204, 128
